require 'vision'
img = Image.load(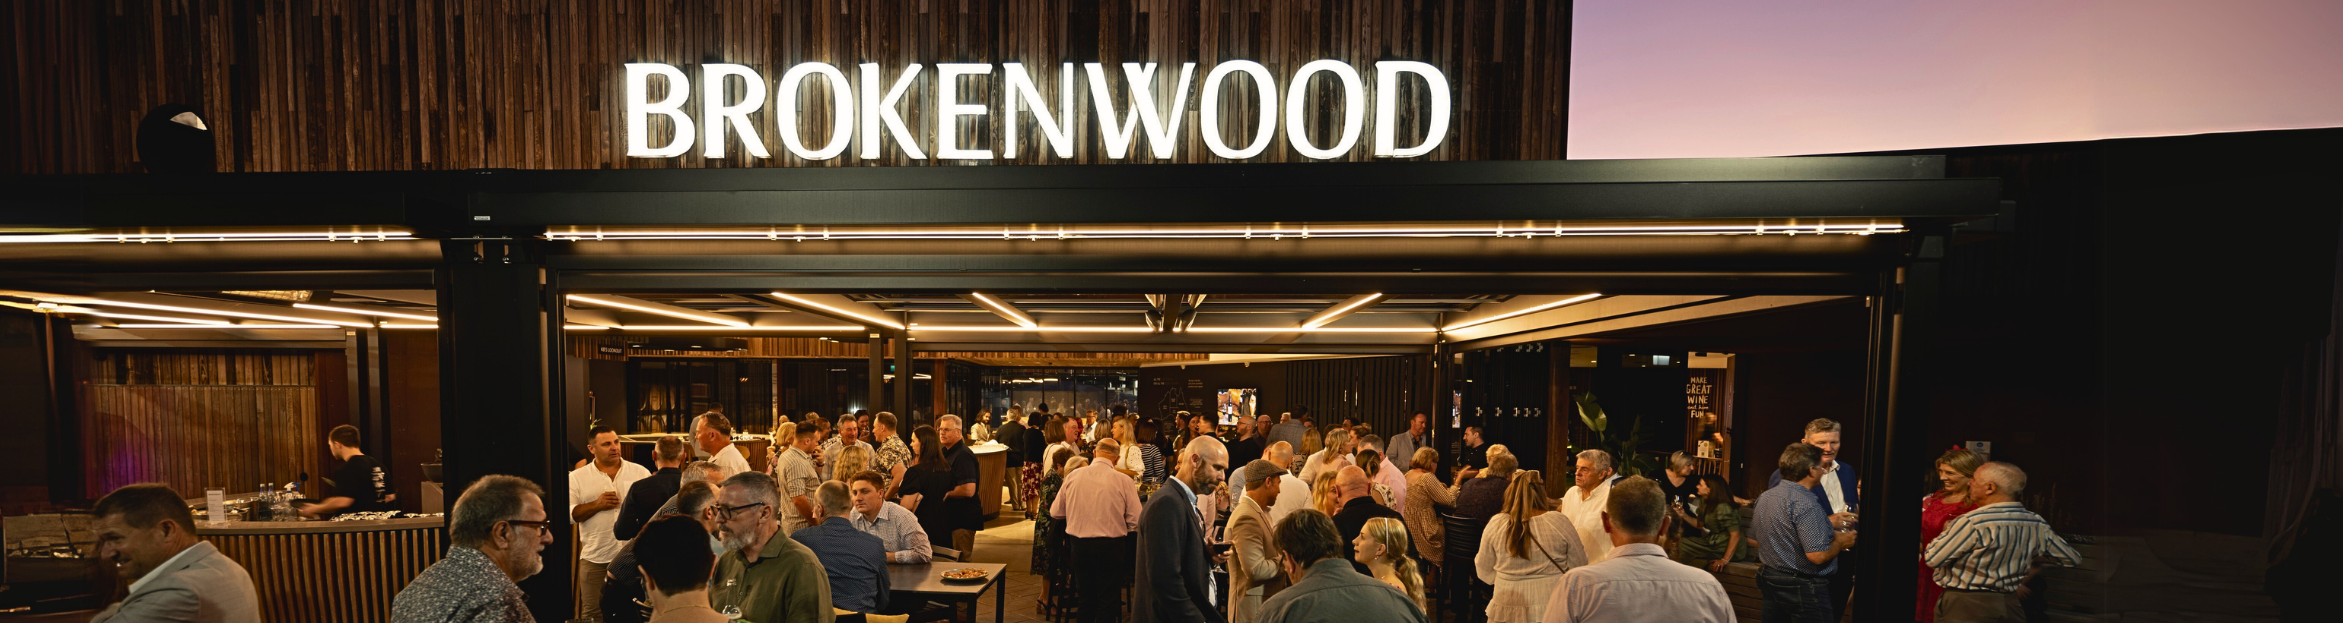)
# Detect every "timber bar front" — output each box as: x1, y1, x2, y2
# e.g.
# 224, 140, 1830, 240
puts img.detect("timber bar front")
198, 518, 448, 623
